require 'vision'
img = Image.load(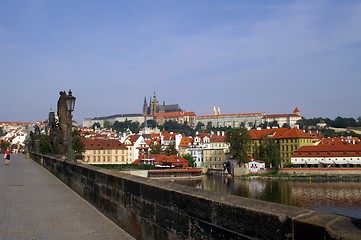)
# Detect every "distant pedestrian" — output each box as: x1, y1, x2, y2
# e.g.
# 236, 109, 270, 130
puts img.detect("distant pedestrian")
4, 147, 10, 165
